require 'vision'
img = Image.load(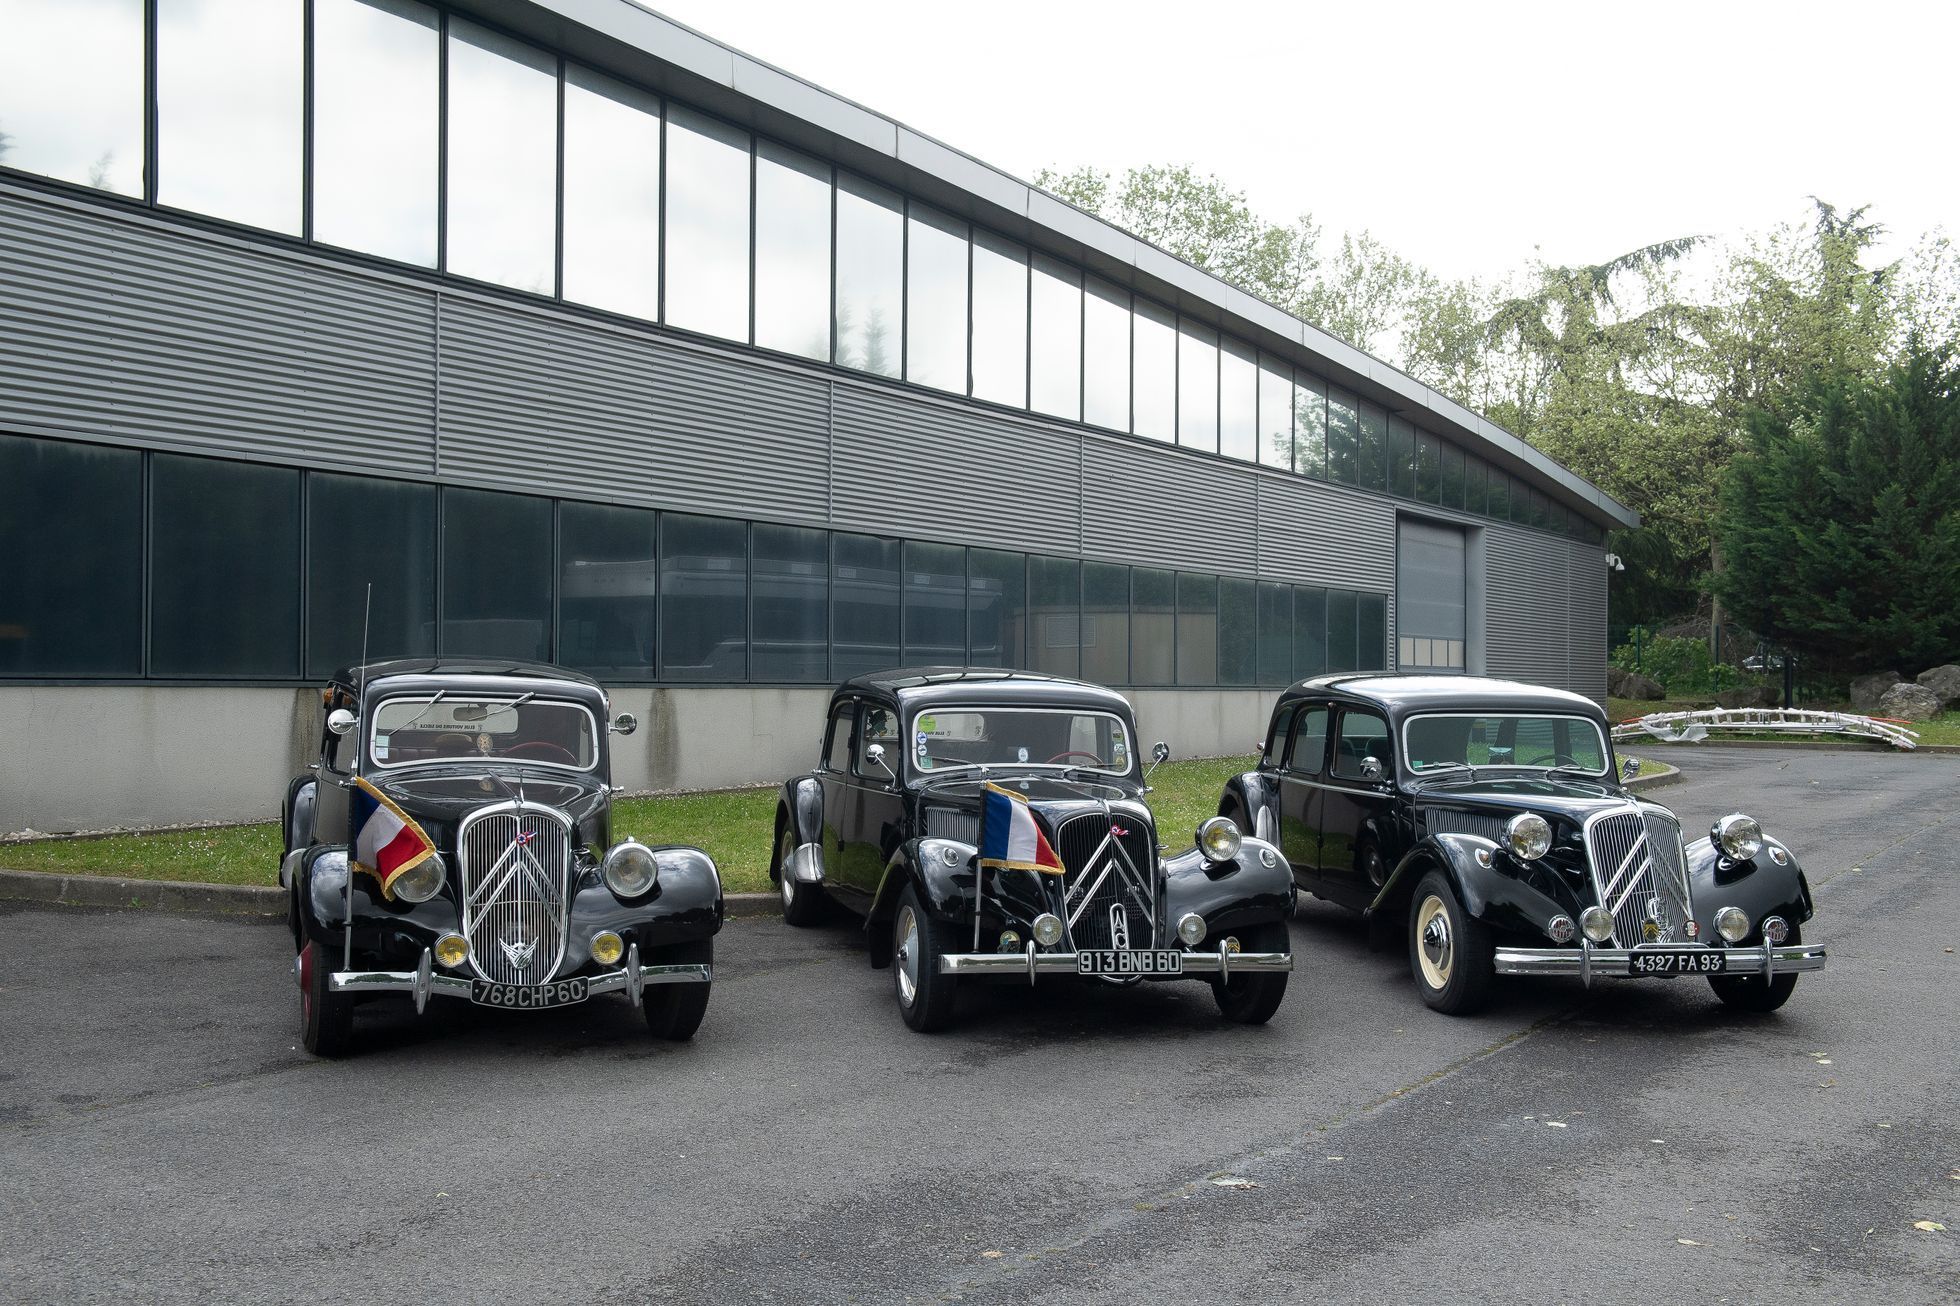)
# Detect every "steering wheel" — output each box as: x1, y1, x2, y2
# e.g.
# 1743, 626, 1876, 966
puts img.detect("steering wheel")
1551, 752, 1586, 769
1046, 750, 1106, 766
504, 740, 578, 765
